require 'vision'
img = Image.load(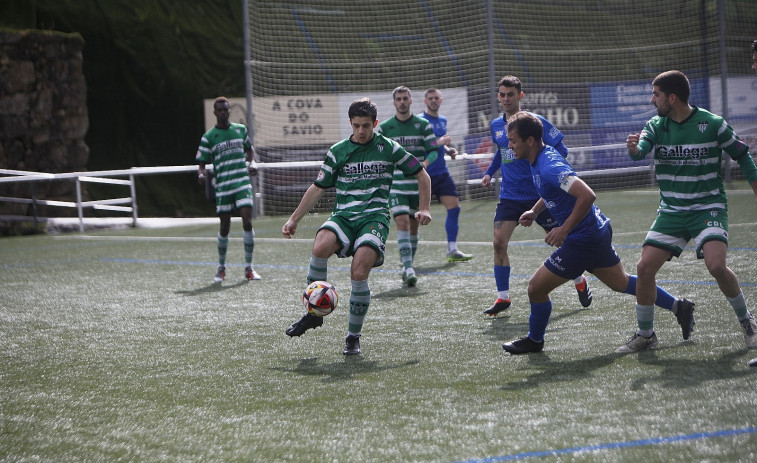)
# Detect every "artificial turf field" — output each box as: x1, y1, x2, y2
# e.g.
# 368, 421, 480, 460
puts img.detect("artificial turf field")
2, 186, 757, 462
